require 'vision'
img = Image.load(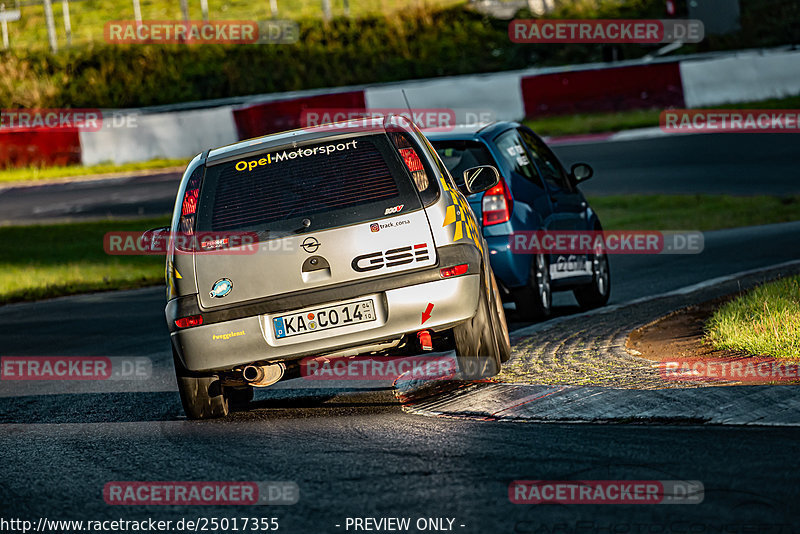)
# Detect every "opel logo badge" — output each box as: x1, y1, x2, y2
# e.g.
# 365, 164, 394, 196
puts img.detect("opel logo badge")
301, 237, 320, 253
